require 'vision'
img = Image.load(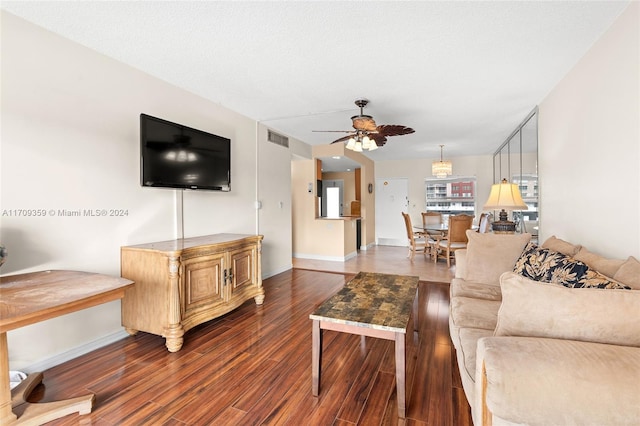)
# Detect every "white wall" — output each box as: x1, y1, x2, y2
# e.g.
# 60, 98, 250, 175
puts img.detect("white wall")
256, 123, 295, 276
538, 2, 639, 259
1, 12, 293, 371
